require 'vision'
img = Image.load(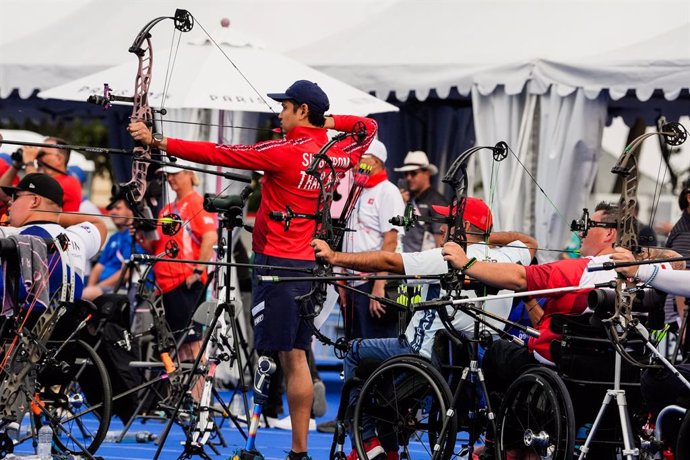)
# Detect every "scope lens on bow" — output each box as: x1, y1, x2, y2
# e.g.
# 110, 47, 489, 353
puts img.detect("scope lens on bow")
588, 289, 616, 314
588, 287, 666, 329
